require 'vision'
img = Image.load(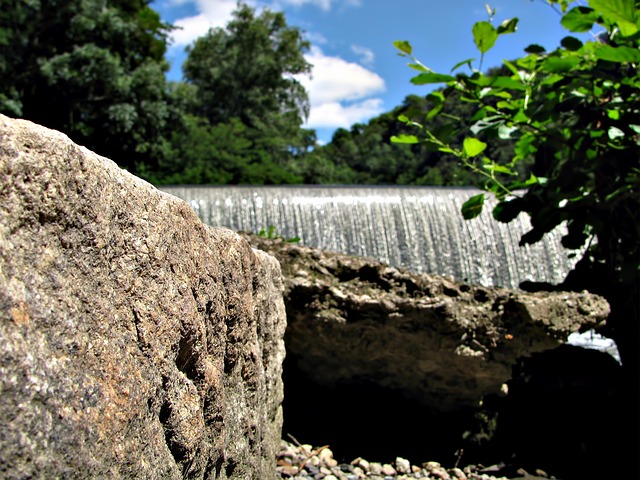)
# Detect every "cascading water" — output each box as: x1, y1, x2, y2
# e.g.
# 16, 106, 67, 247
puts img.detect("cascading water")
161, 185, 580, 290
